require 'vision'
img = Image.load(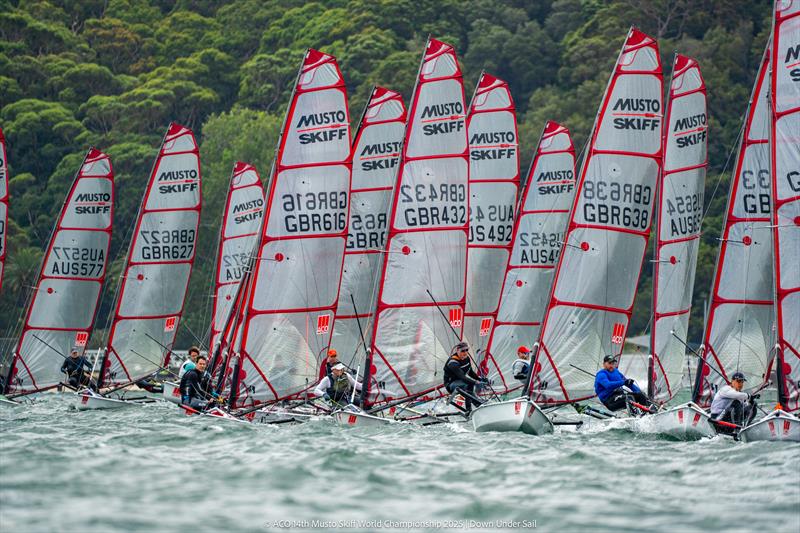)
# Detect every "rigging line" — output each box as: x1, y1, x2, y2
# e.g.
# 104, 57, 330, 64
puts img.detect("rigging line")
701, 109, 747, 221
